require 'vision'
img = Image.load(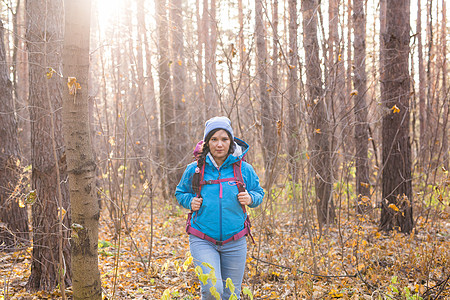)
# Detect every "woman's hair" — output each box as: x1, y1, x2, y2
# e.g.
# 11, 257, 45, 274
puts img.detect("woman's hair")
192, 128, 235, 194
